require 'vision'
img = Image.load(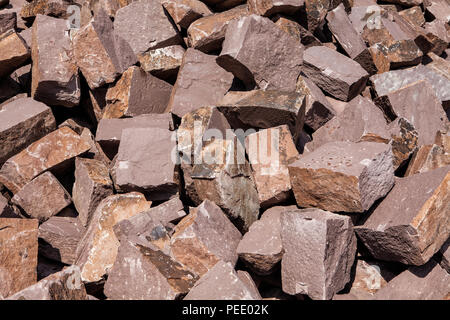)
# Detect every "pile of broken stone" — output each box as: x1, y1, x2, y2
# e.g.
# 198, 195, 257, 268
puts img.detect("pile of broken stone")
0, 0, 449, 301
